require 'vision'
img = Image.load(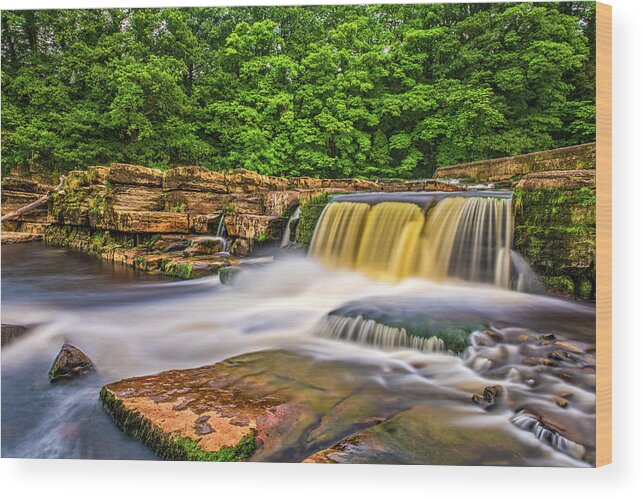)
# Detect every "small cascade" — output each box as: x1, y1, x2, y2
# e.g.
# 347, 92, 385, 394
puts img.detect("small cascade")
280, 206, 301, 248
309, 193, 518, 287
511, 410, 586, 460
316, 314, 446, 353
216, 213, 226, 238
